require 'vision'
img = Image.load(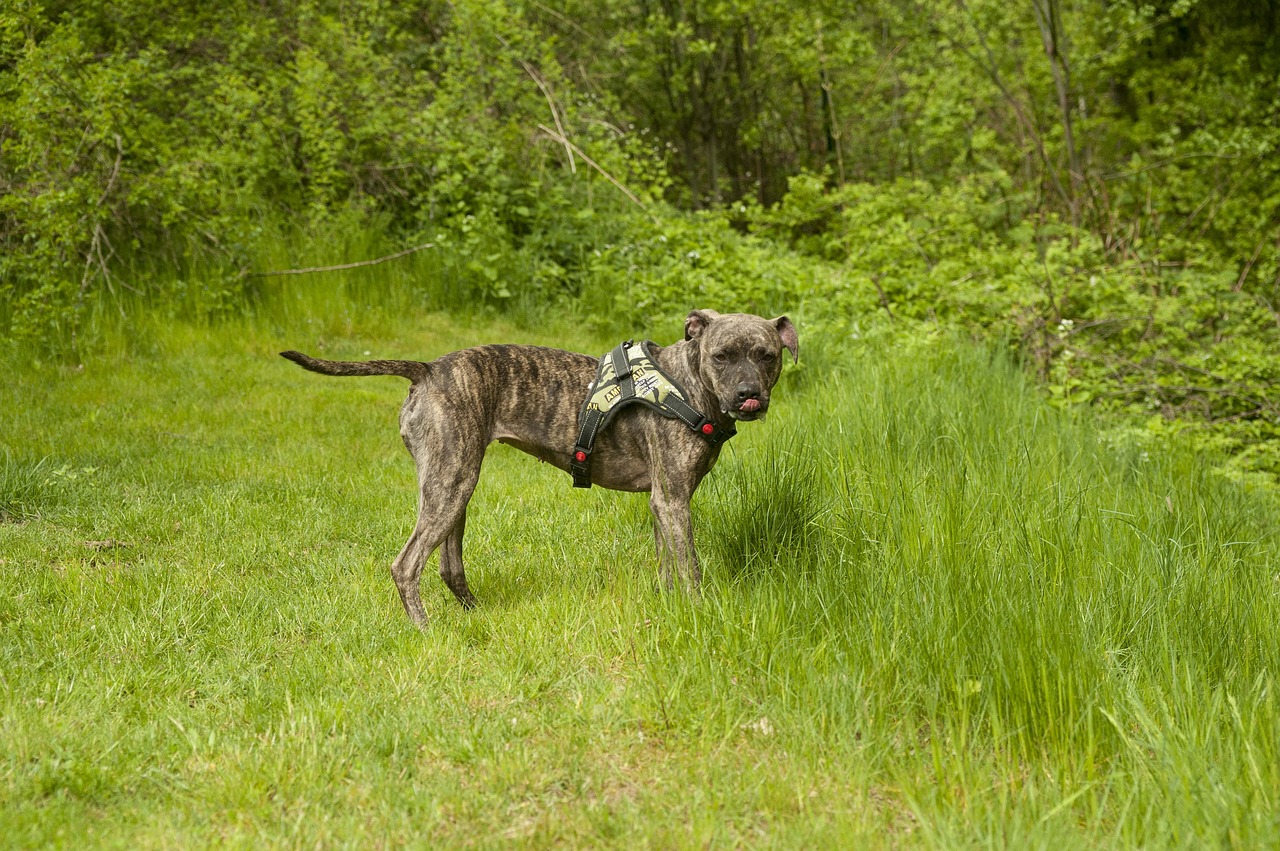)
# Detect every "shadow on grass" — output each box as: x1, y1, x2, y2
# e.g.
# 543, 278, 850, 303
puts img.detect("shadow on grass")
699, 434, 828, 585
